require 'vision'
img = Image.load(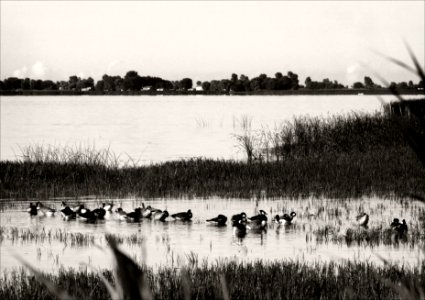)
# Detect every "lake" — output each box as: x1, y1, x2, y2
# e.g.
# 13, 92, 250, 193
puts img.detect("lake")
1, 95, 424, 275
2, 94, 422, 164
